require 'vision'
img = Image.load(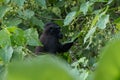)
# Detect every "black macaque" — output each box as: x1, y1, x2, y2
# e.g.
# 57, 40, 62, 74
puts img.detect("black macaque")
35, 22, 77, 54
